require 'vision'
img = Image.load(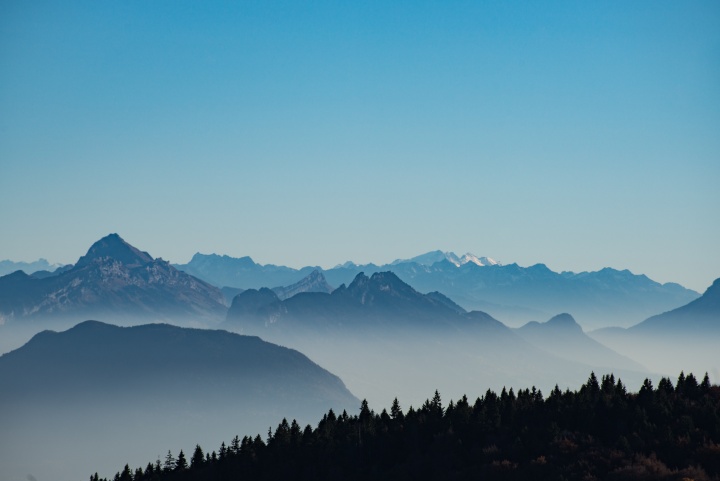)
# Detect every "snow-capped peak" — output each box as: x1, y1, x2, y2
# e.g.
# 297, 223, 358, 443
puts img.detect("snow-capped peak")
391, 251, 500, 267
458, 253, 499, 267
